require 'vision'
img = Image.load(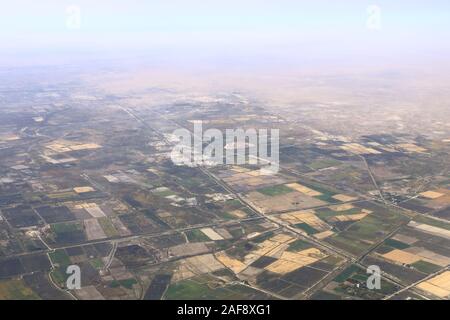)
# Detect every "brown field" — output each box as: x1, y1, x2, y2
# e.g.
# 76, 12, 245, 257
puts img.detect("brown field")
245, 191, 326, 213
